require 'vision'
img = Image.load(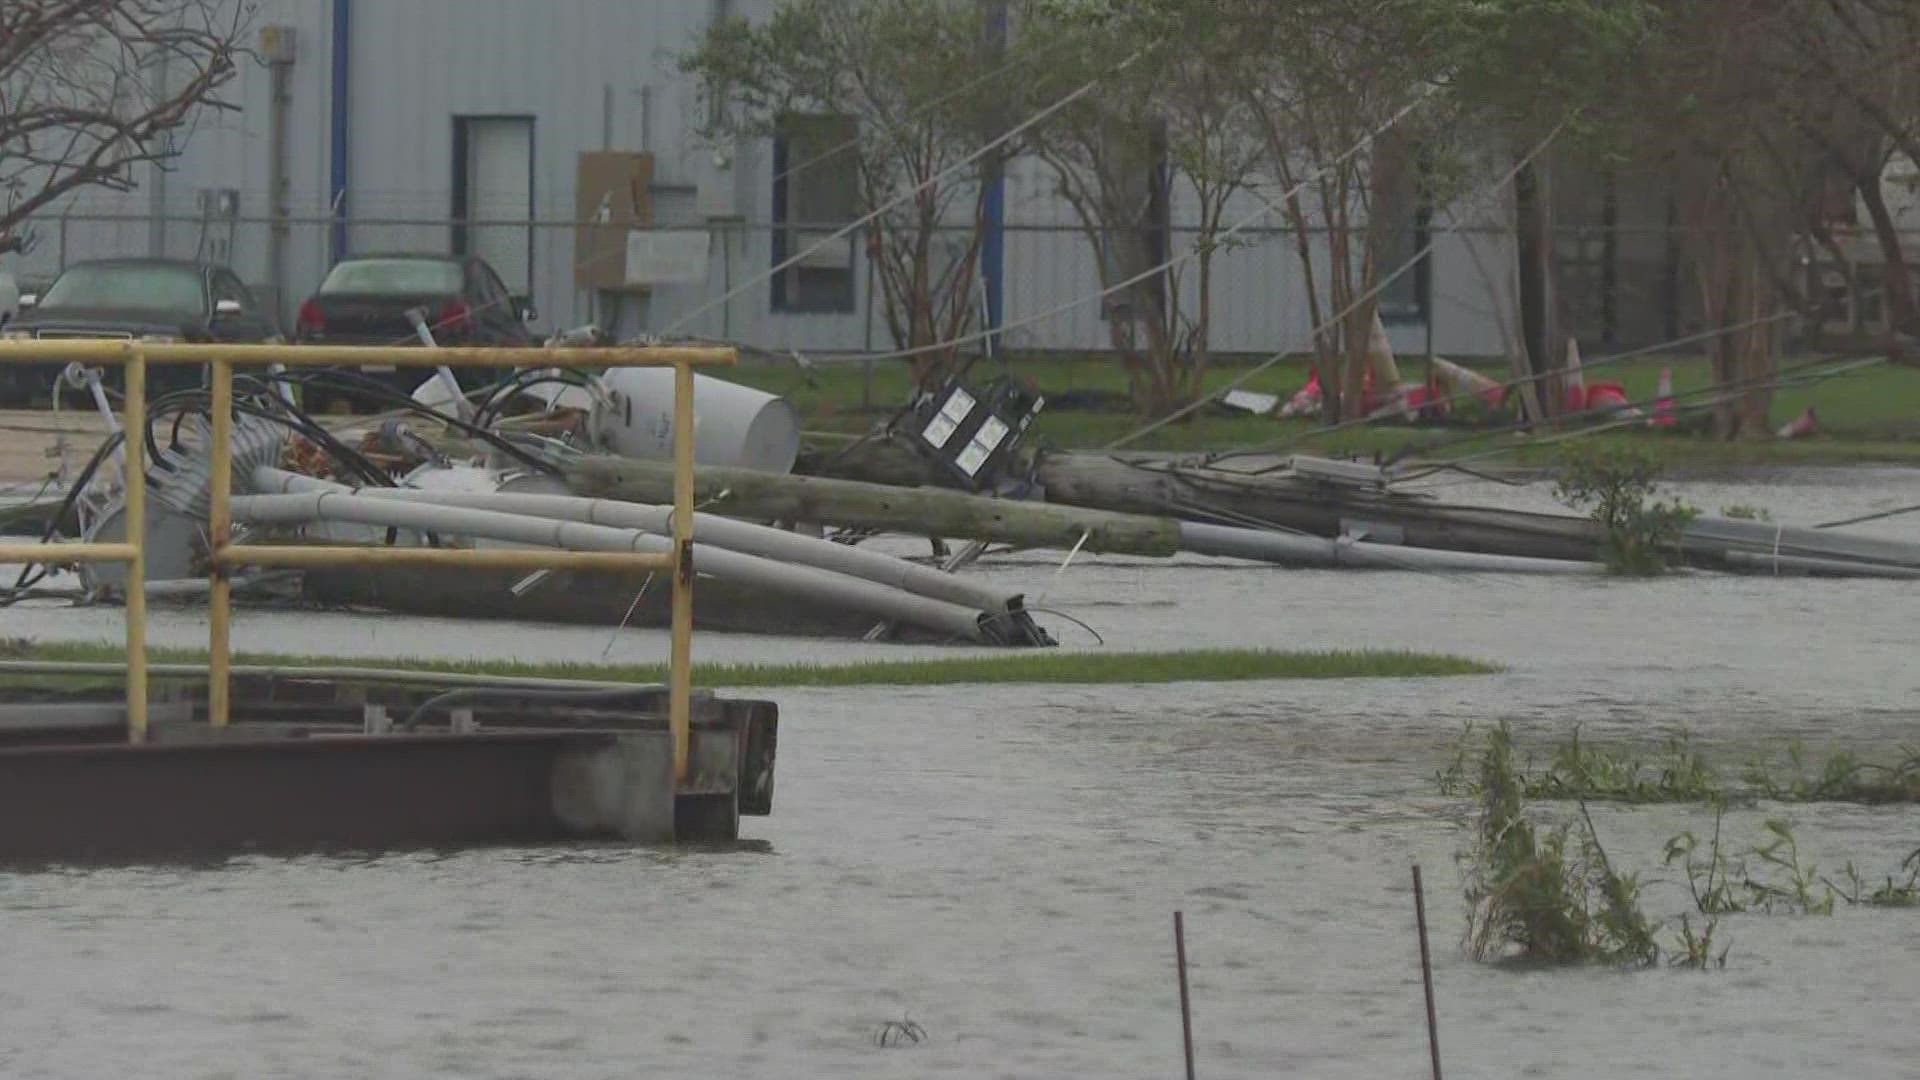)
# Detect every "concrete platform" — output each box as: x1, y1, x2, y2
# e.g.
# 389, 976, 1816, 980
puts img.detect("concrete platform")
0, 676, 777, 863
